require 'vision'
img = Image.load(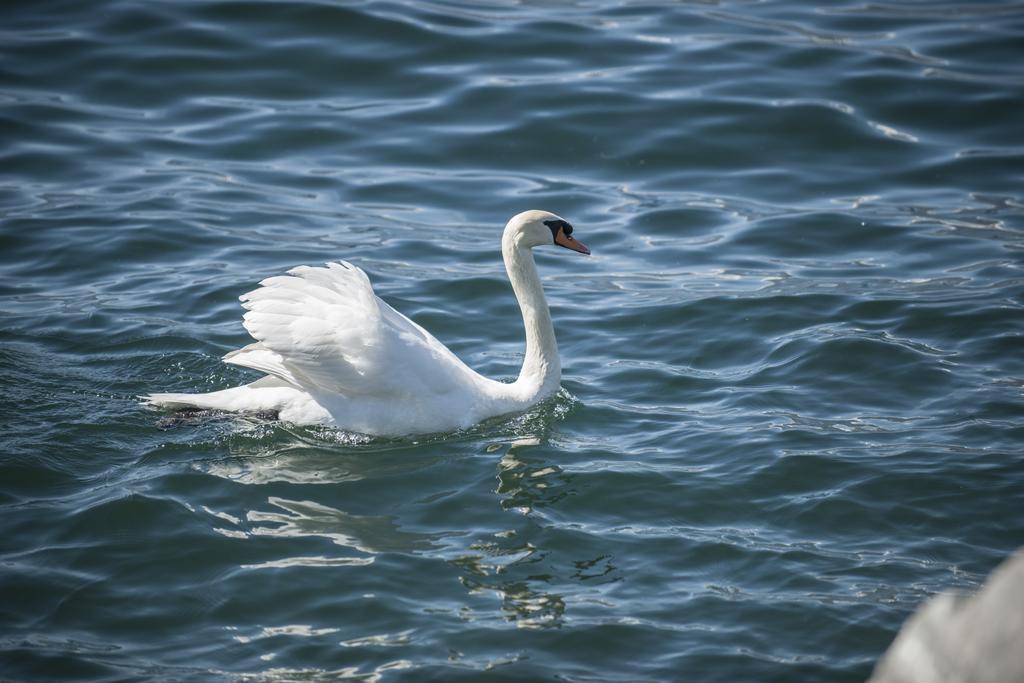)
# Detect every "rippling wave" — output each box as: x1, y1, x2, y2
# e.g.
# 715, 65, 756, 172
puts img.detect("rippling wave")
1, 1, 1022, 681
